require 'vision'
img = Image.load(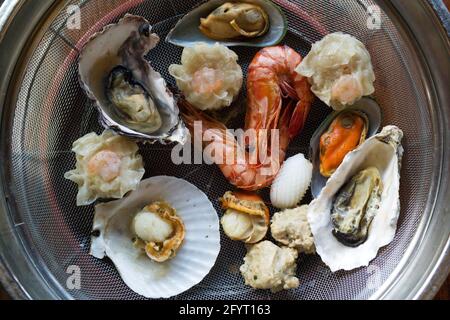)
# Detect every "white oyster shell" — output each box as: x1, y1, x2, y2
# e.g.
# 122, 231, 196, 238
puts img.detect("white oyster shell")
78, 14, 188, 144
307, 126, 403, 272
90, 176, 220, 298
